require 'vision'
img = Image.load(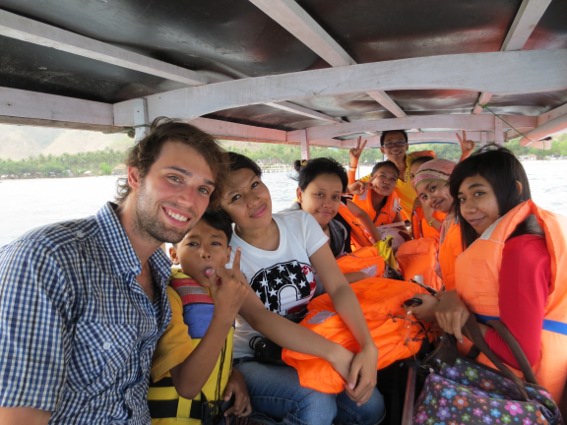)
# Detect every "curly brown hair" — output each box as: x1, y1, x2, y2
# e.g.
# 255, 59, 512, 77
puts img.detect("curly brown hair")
115, 117, 228, 208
